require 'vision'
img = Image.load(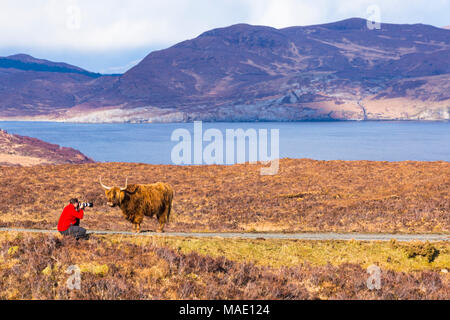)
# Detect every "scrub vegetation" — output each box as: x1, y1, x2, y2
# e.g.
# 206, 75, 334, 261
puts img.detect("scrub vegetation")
0, 159, 448, 300
0, 159, 448, 233
0, 233, 448, 300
